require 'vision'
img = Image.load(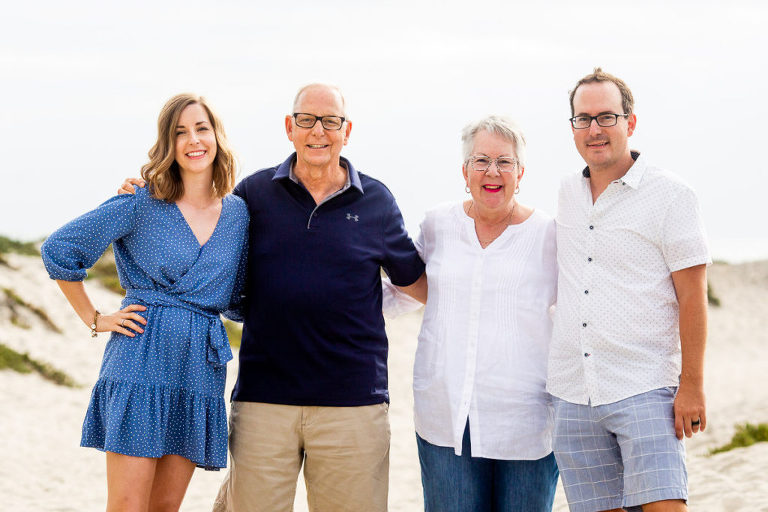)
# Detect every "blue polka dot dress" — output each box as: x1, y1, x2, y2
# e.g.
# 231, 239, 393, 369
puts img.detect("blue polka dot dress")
41, 186, 249, 470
